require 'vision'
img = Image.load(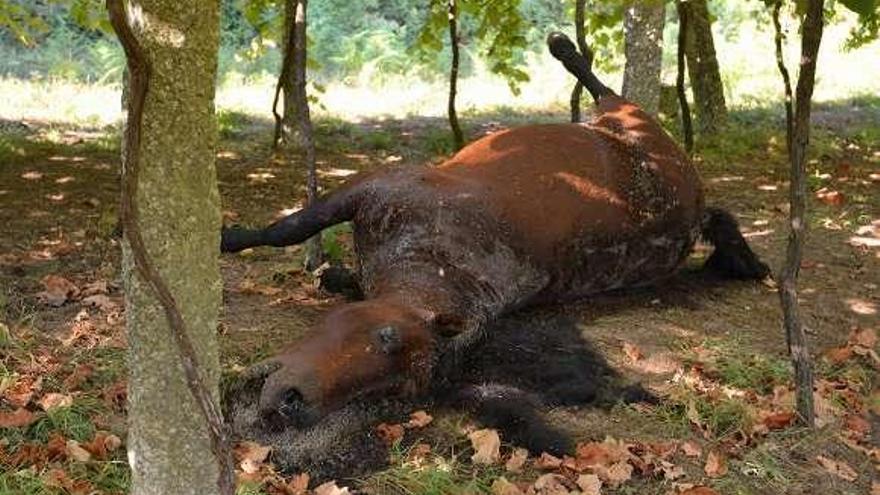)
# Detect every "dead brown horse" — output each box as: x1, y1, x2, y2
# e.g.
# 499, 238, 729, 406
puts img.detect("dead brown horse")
222, 33, 769, 431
